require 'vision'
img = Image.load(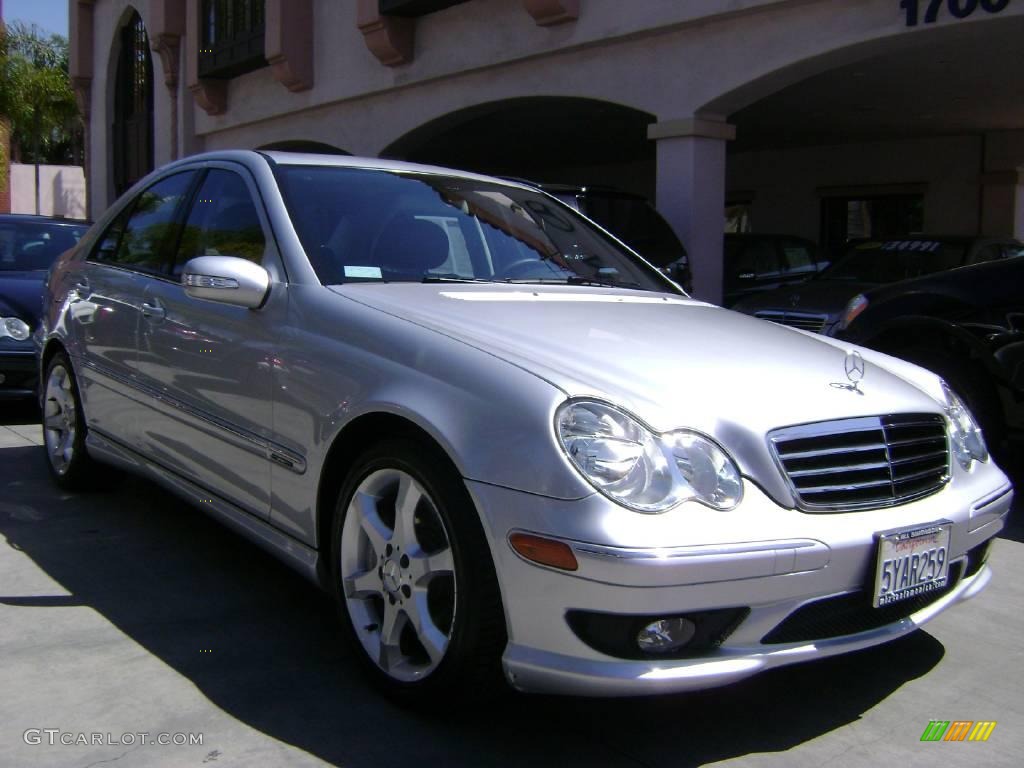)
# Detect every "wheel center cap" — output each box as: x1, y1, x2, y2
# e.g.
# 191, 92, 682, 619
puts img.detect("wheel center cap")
382, 559, 401, 594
